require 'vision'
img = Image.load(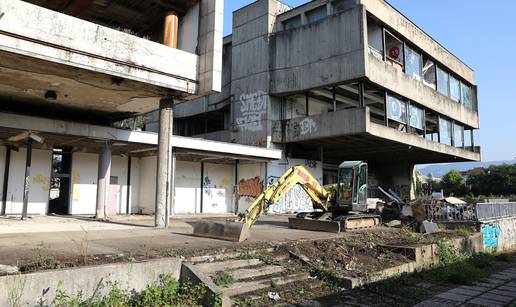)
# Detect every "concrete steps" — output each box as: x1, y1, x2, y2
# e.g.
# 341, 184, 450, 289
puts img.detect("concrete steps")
190, 255, 310, 304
